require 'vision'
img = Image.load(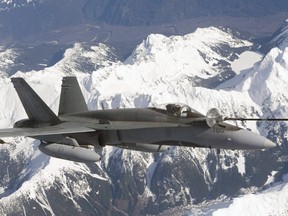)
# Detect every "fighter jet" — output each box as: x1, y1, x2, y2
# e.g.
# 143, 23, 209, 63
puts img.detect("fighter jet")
0, 77, 277, 163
